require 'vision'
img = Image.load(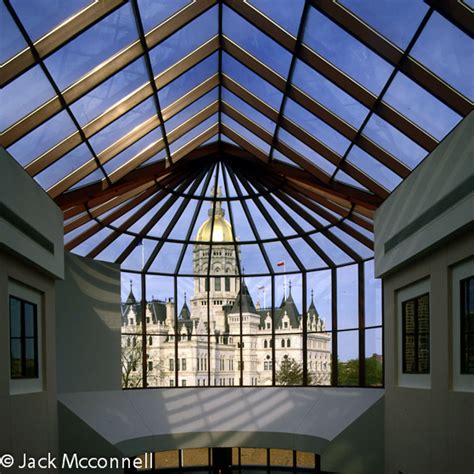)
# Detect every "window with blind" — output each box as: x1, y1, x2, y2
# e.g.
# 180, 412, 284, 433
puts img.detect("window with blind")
402, 293, 430, 374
